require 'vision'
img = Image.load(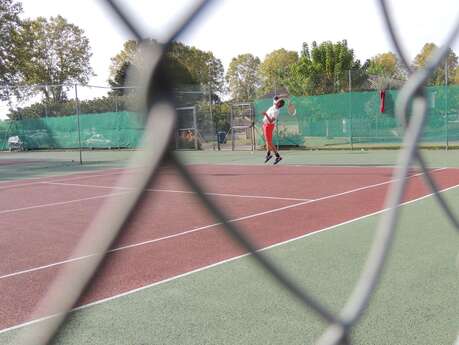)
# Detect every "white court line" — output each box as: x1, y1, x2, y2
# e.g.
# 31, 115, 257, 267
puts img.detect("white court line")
2, 176, 458, 335
208, 162, 398, 169
0, 164, 437, 191
207, 162, 405, 169
0, 168, 445, 280
206, 162, 459, 170
0, 166, 126, 184
42, 181, 312, 202
0, 163, 399, 189
0, 191, 130, 215
38, 167, 448, 202
0, 169, 134, 190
